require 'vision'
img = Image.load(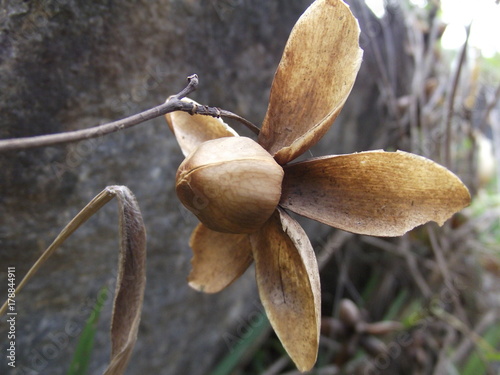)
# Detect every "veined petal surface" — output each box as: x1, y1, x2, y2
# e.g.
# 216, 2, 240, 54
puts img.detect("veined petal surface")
258, 0, 363, 165
251, 209, 321, 371
280, 151, 471, 236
